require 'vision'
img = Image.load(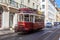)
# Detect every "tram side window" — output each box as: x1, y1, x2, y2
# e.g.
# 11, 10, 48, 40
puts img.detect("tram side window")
19, 15, 23, 22
35, 16, 39, 22
35, 16, 41, 22
30, 15, 33, 22
24, 15, 29, 22
35, 19, 39, 22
